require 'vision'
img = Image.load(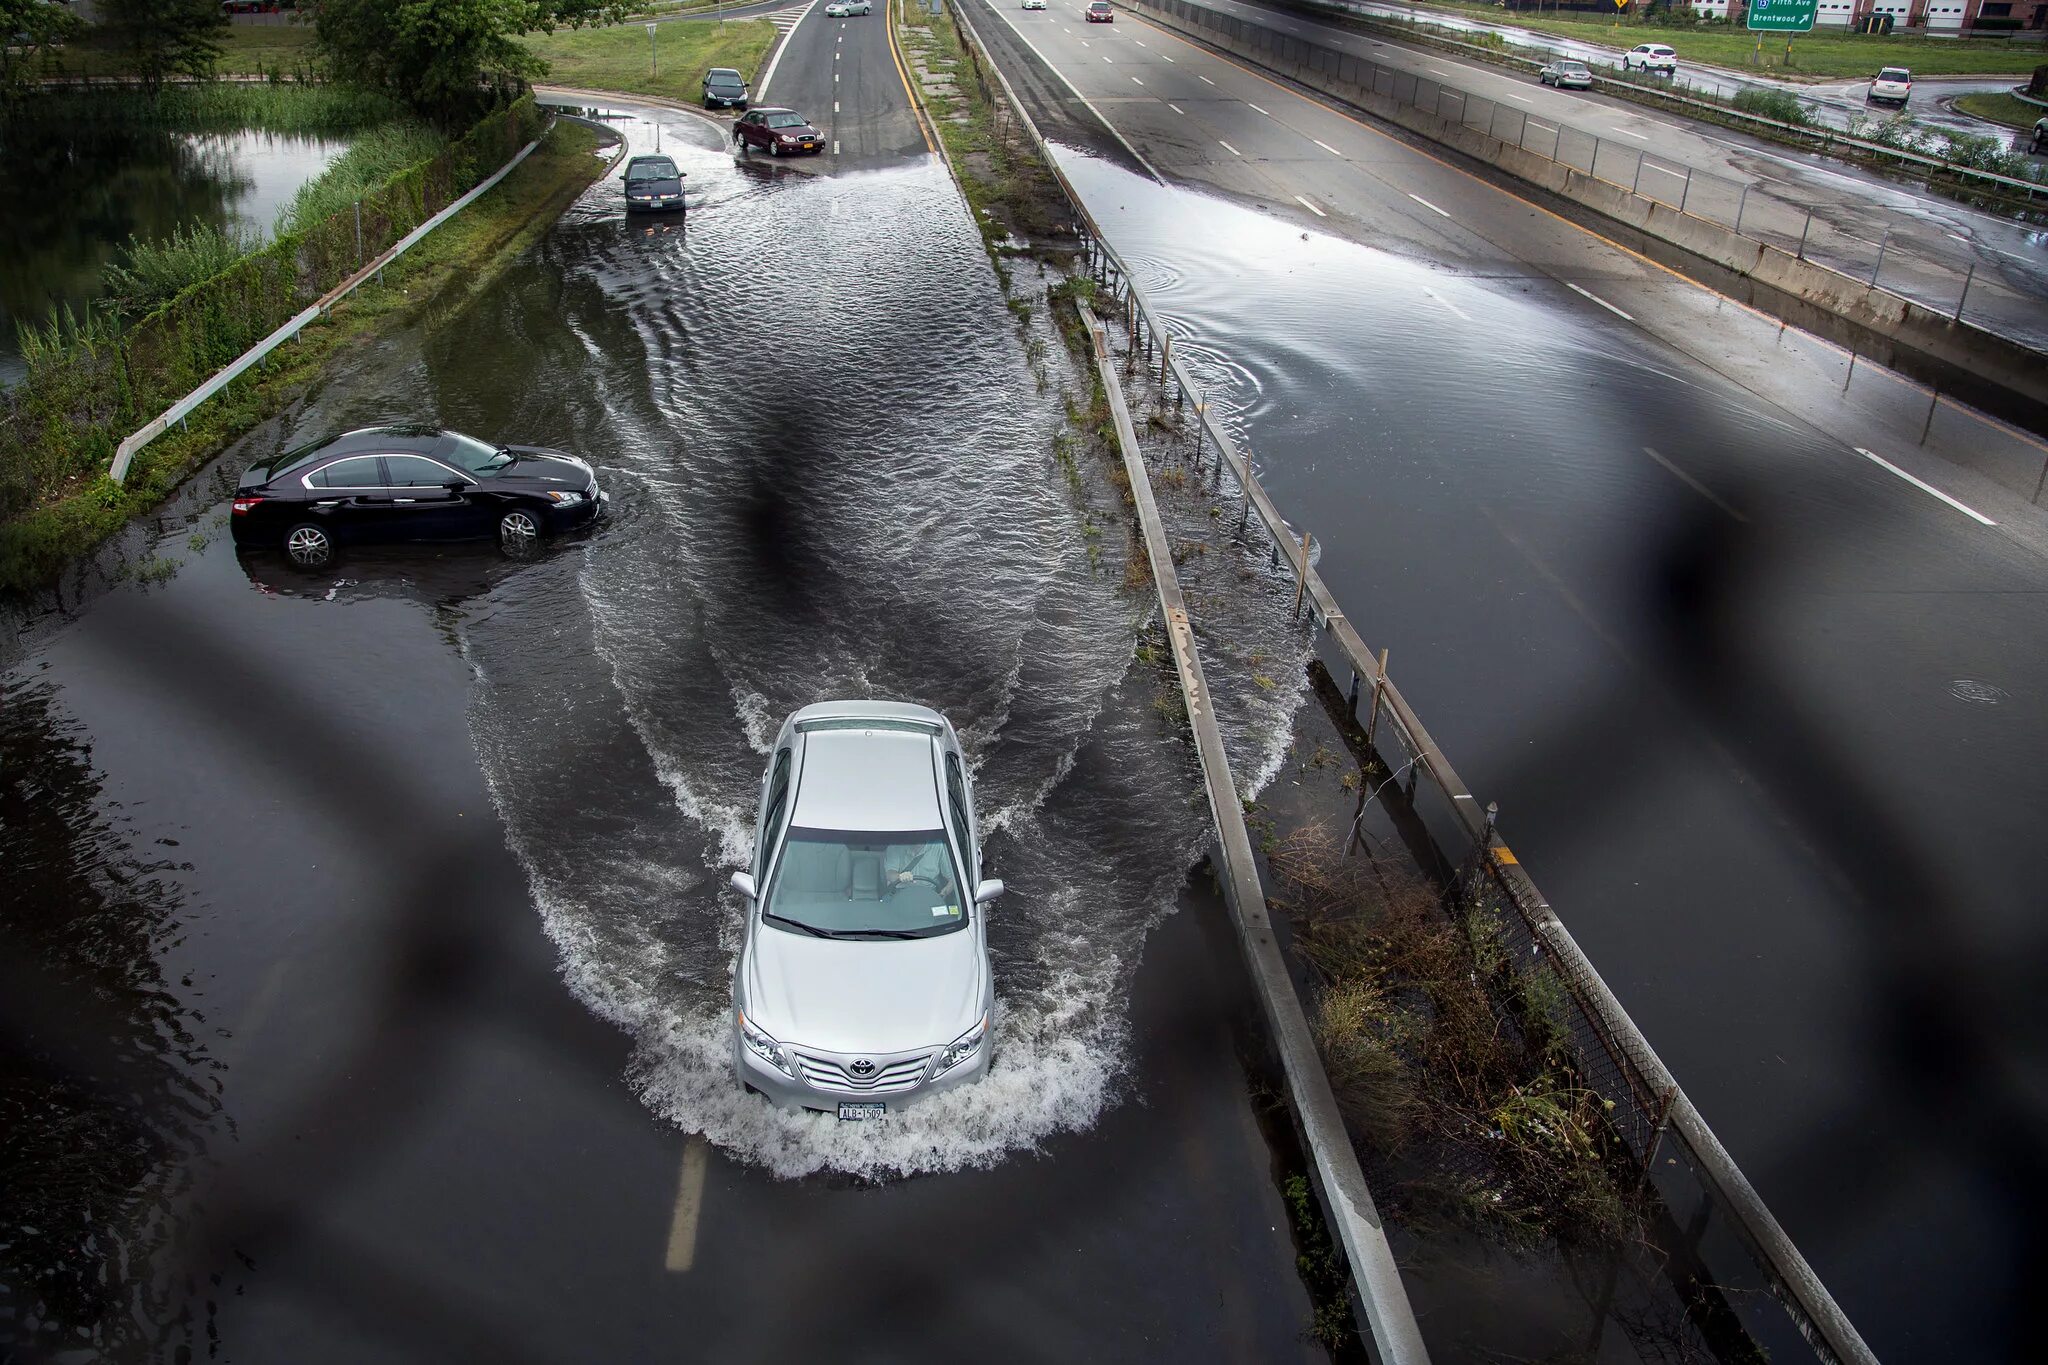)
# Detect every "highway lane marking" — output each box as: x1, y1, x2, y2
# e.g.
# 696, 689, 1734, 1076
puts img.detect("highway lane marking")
1504, 92, 1531, 104
1168, 102, 1185, 114
1565, 282, 1633, 320
1948, 233, 1969, 244
981, 1, 1162, 182
1132, 76, 1145, 85
1248, 102, 1271, 116
1611, 127, 1650, 140
833, 140, 840, 154
1422, 287, 1470, 322
835, 100, 840, 112
1407, 192, 1450, 218
1104, 56, 1114, 63
1199, 74, 1215, 84
1162, 54, 1175, 62
883, 0, 936, 156
1429, 66, 1456, 79
1219, 139, 1242, 155
1115, 4, 2048, 460
1527, 119, 1555, 134
664, 1138, 711, 1273
752, 0, 818, 103
1643, 446, 1747, 523
1641, 163, 1685, 181
1313, 137, 1340, 154
1854, 448, 1996, 525
1295, 194, 1327, 217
